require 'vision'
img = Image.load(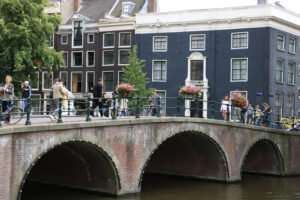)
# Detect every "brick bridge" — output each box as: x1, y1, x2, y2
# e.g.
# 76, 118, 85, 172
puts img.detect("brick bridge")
0, 118, 299, 200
